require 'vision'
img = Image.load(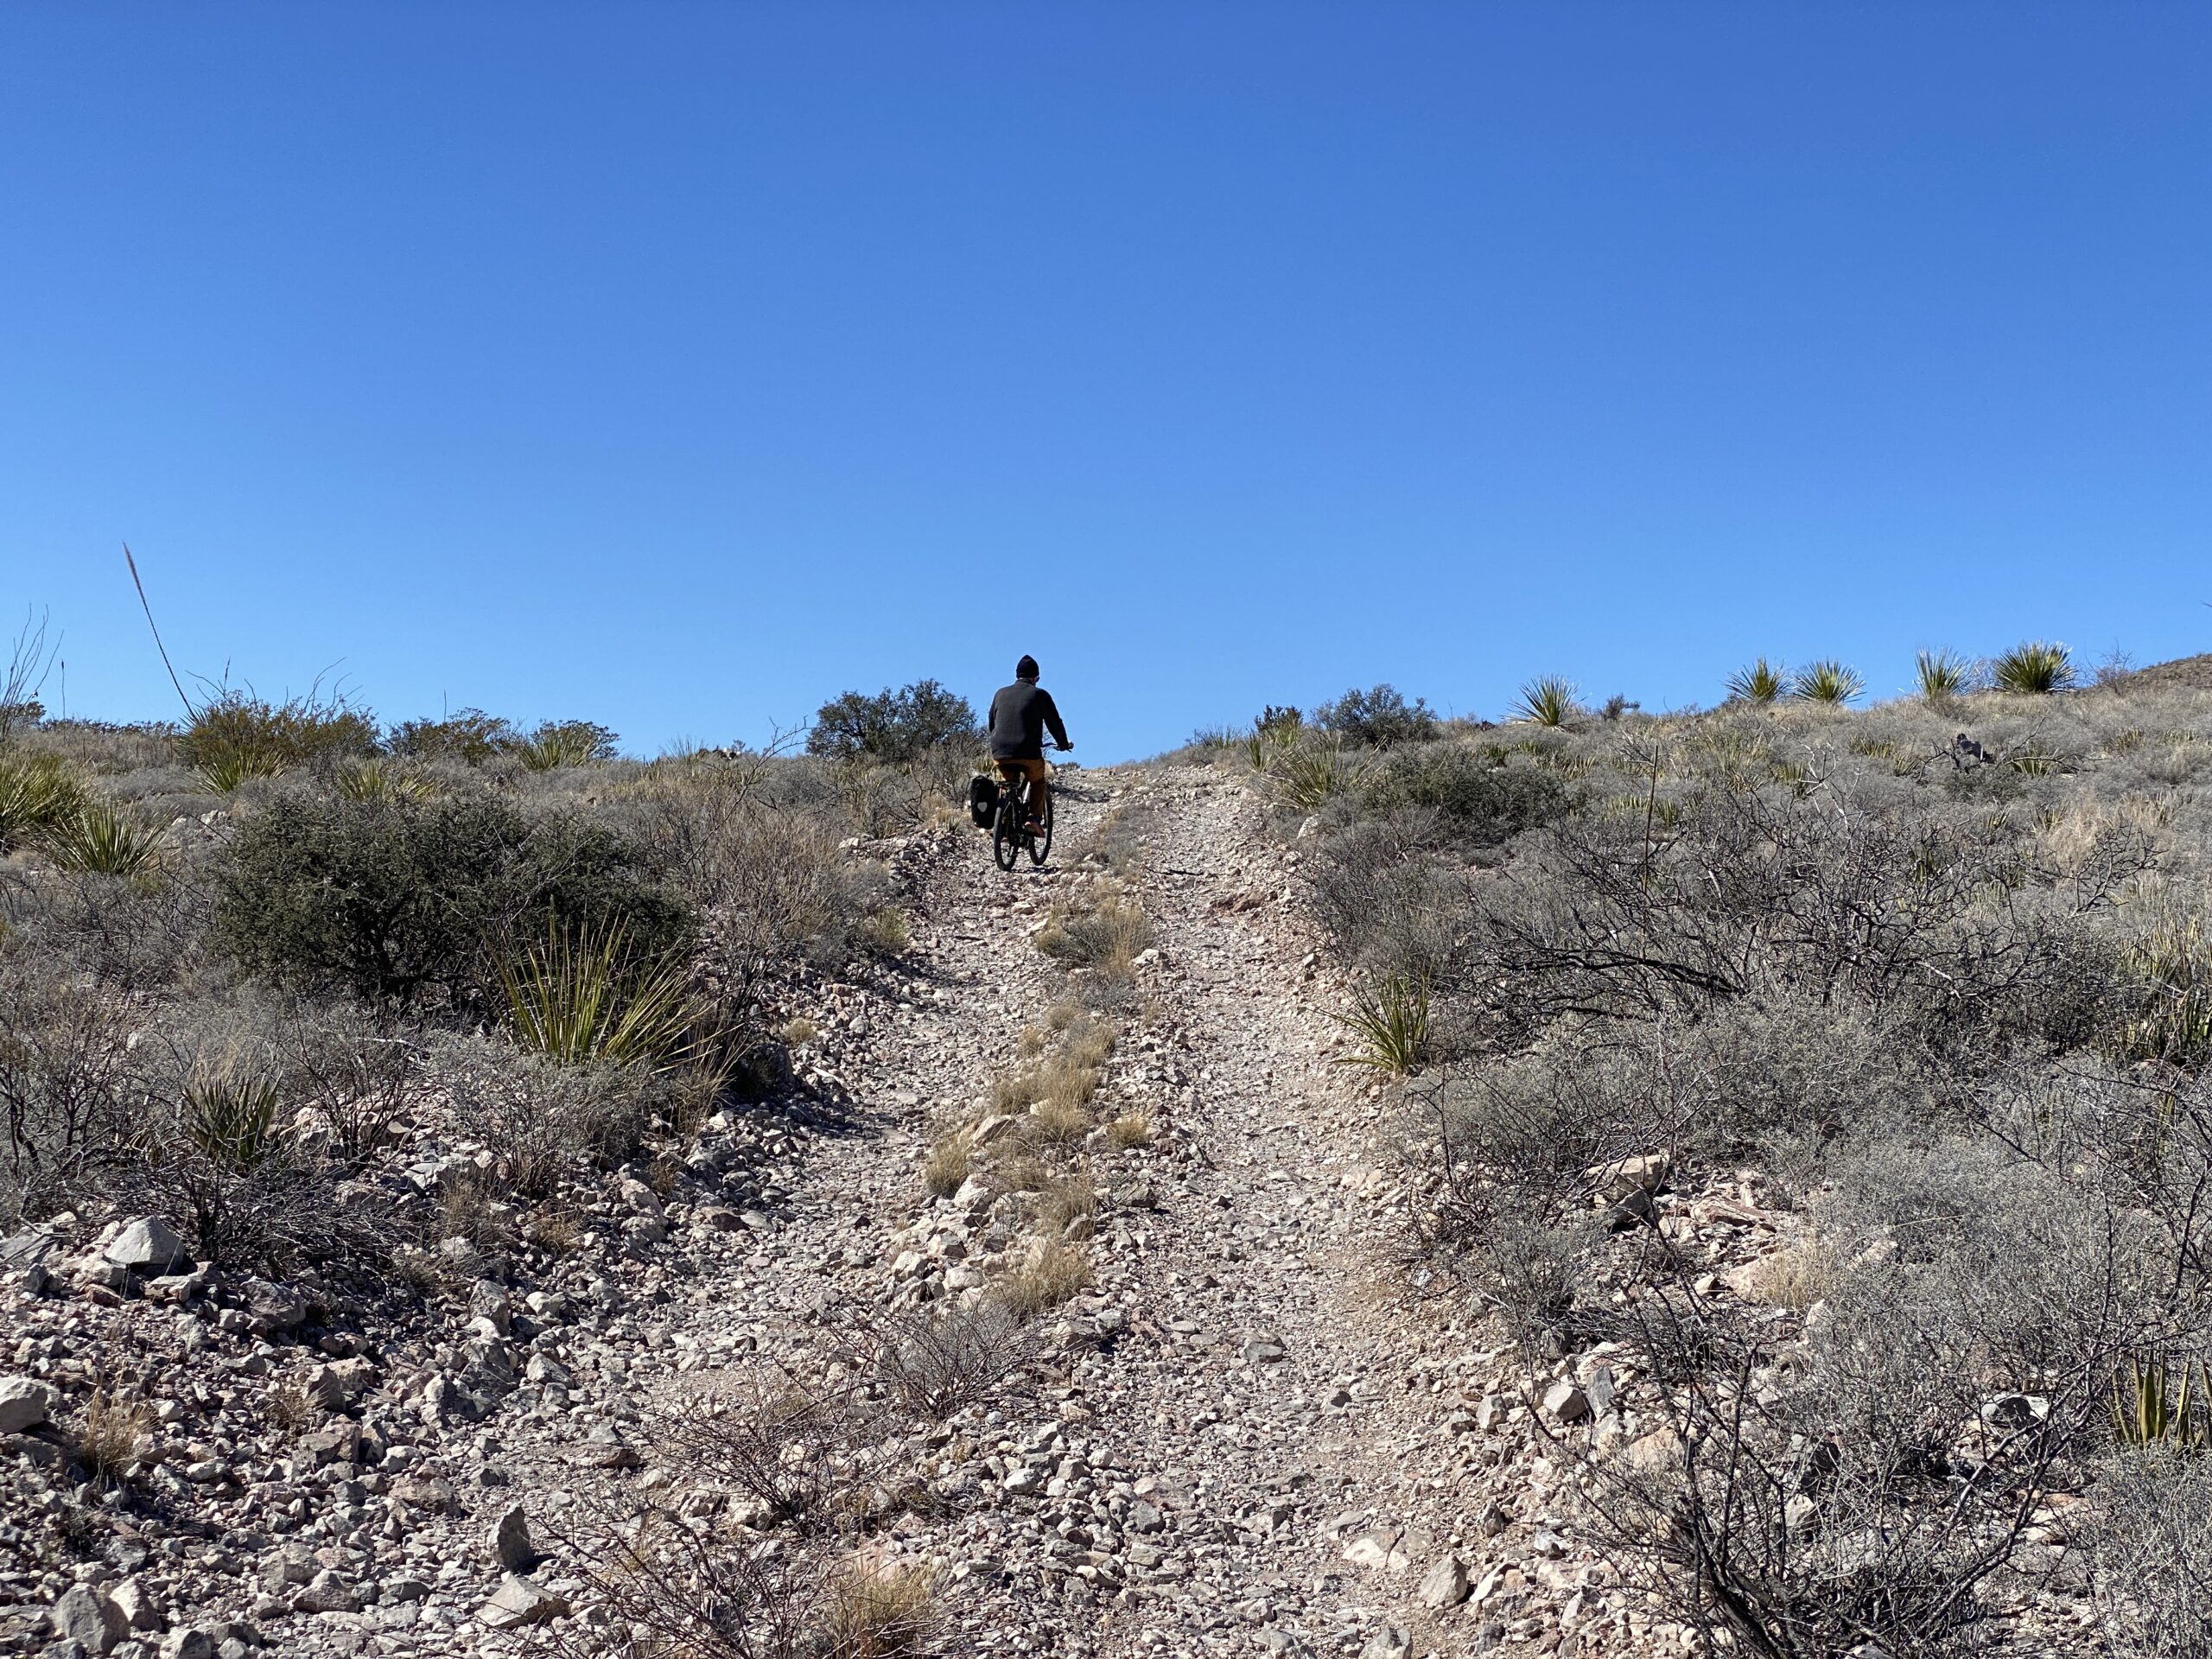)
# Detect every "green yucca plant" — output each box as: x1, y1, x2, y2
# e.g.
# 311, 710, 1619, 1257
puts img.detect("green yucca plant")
1271, 743, 1351, 811
1725, 658, 1785, 705
334, 757, 431, 803
1790, 660, 1865, 706
503, 919, 702, 1070
1993, 640, 2075, 696
1916, 648, 1972, 702
41, 798, 164, 876
1512, 676, 1578, 728
0, 753, 86, 848
198, 749, 284, 793
513, 721, 618, 772
2113, 916, 2212, 1071
1334, 971, 1429, 1077
183, 1067, 286, 1173
2113, 1356, 2212, 1450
